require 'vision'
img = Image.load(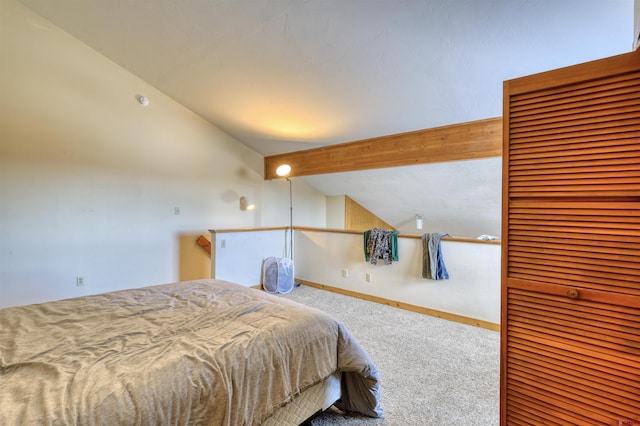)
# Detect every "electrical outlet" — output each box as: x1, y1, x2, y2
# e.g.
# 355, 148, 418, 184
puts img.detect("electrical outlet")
341, 268, 349, 278
76, 276, 84, 286
174, 206, 180, 215
365, 273, 372, 282
221, 239, 226, 248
